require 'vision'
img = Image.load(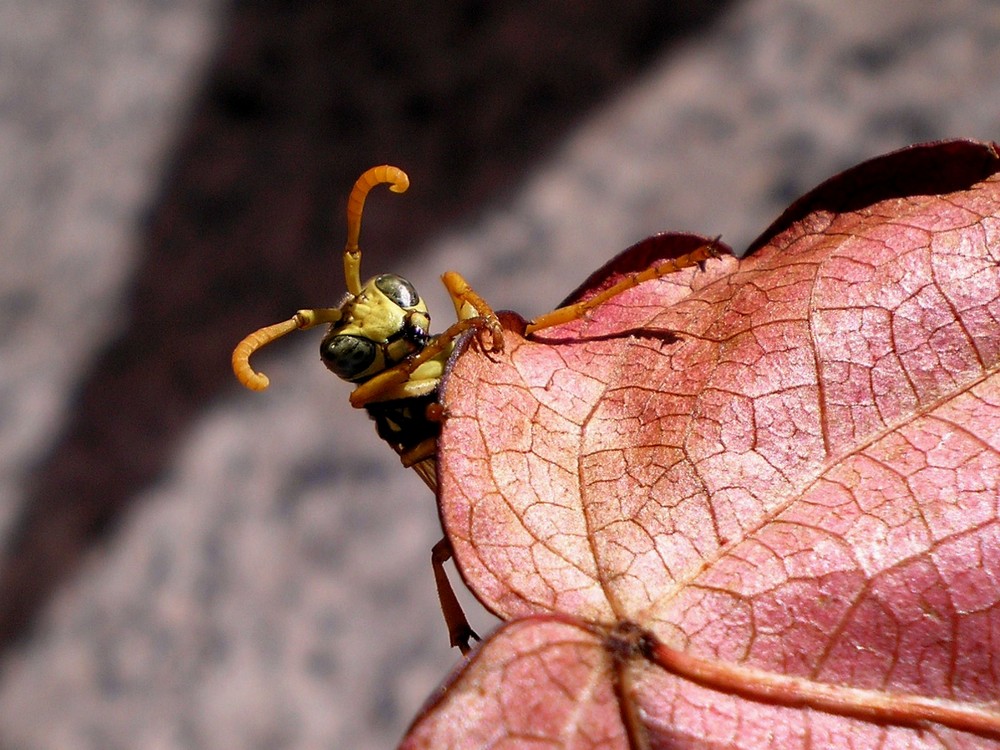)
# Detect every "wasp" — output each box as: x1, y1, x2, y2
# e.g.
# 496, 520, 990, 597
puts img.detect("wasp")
232, 165, 722, 653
